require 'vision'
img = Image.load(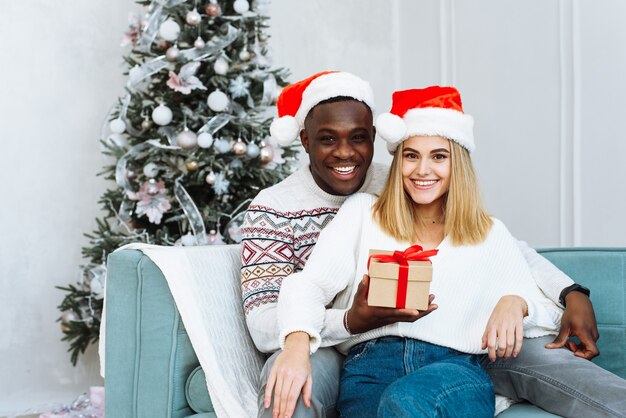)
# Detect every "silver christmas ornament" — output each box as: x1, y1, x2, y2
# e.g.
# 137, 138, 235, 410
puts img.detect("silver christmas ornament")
186, 9, 202, 26
152, 104, 173, 126
197, 132, 214, 148
205, 172, 217, 185
194, 37, 206, 49
259, 144, 273, 164
165, 45, 180, 62
238, 48, 251, 61
258, 33, 268, 42
176, 129, 198, 150
232, 138, 247, 155
141, 119, 153, 130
